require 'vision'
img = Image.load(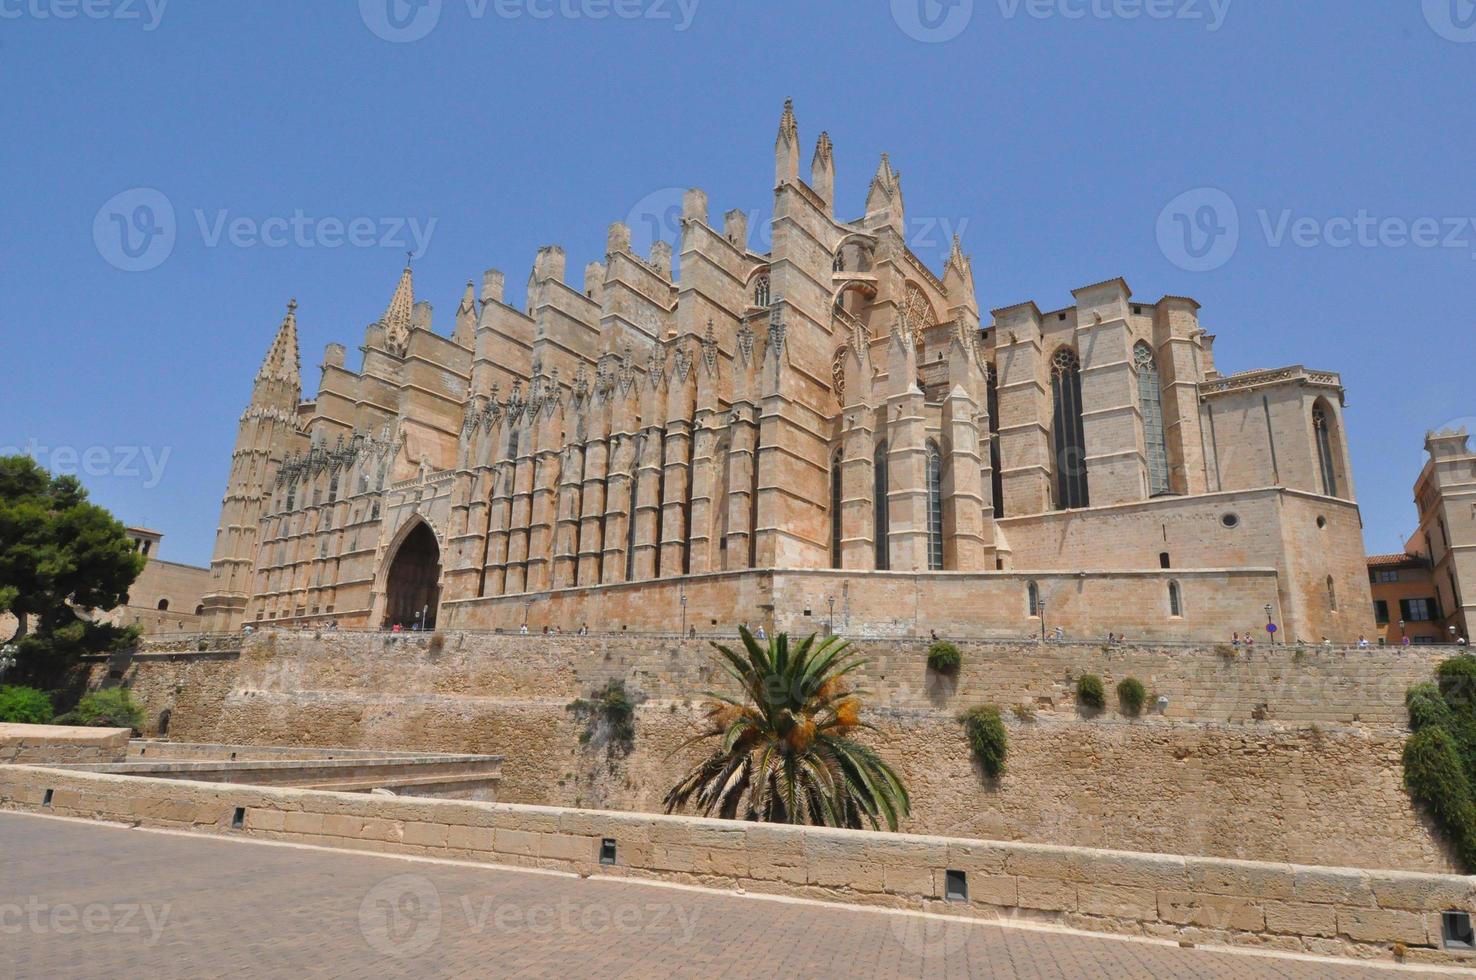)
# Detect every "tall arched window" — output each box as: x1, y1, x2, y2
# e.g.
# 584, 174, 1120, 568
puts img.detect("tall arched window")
1027, 581, 1040, 617
1135, 342, 1170, 497
1313, 403, 1340, 498
1051, 348, 1090, 510
626, 435, 643, 581
926, 440, 944, 571
1168, 581, 1183, 618
752, 275, 770, 308
1327, 575, 1338, 611
830, 452, 843, 569
873, 442, 890, 571
328, 472, 340, 503
986, 362, 1004, 518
